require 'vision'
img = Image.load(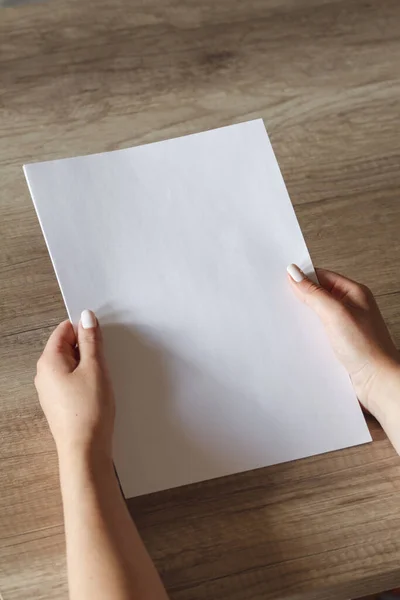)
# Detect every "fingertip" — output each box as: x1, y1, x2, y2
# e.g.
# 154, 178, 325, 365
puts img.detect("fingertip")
41, 318, 78, 373
287, 263, 305, 283
58, 319, 75, 332
315, 268, 338, 290
80, 309, 97, 330
315, 267, 329, 277
46, 319, 77, 350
